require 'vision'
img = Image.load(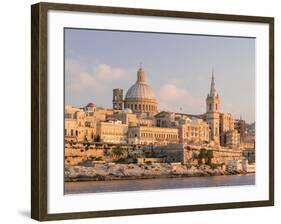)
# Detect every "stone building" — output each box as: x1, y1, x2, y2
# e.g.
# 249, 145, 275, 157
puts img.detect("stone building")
178, 119, 209, 144
219, 112, 236, 146
234, 117, 246, 142
83, 102, 96, 116
205, 73, 220, 145
224, 129, 240, 148
155, 111, 176, 127
96, 120, 128, 144
124, 67, 158, 115
128, 126, 179, 145
220, 112, 234, 133
65, 105, 96, 141
108, 108, 155, 127
94, 108, 114, 122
